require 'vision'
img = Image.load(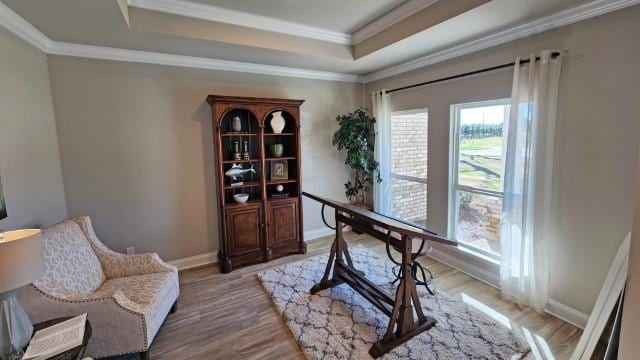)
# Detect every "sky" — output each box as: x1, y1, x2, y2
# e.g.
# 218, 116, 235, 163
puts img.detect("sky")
460, 105, 508, 125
